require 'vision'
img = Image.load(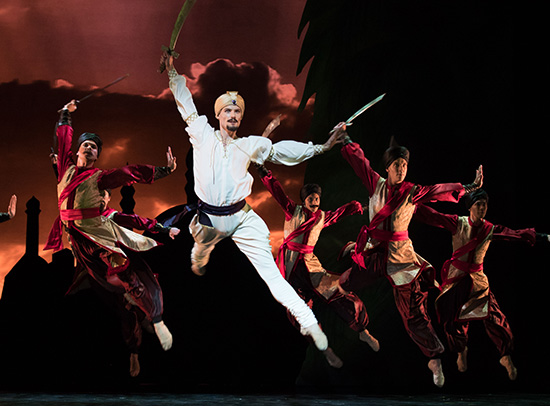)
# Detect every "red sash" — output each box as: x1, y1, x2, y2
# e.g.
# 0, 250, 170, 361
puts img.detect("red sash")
352, 181, 414, 268
440, 220, 493, 288
44, 167, 101, 251
276, 211, 321, 278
